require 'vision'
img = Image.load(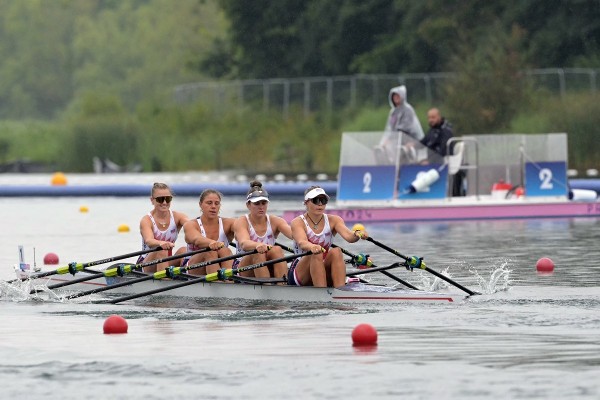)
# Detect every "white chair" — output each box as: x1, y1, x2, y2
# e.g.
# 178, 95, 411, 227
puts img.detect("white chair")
447, 141, 464, 175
